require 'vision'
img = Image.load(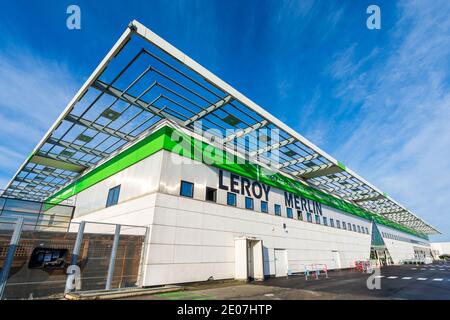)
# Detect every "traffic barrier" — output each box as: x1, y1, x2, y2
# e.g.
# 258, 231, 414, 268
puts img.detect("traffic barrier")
304, 264, 328, 280
354, 260, 372, 273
